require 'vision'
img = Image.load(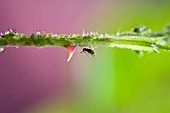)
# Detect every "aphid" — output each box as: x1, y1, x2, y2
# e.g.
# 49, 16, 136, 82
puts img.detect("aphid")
81, 48, 95, 59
